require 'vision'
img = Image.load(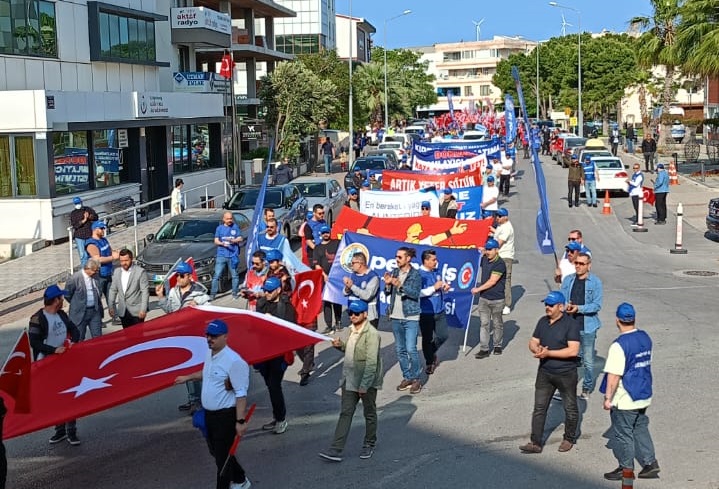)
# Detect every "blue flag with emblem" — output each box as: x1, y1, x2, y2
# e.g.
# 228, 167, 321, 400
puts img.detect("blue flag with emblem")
245, 140, 274, 271
505, 94, 517, 146
511, 66, 555, 255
